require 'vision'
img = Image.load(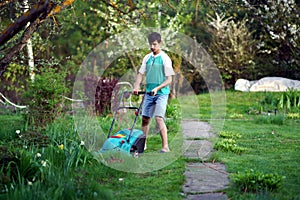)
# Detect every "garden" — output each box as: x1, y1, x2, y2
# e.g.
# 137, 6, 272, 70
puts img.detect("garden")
1, 90, 300, 199
1, 0, 299, 199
